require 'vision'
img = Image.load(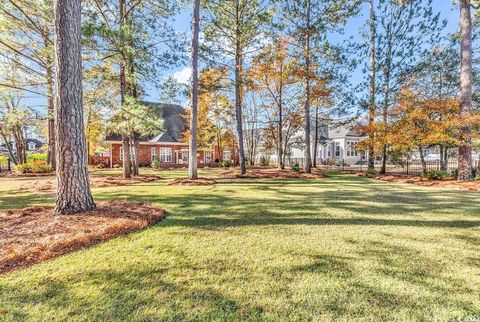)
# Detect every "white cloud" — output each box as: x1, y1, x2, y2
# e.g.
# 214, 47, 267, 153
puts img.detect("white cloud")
172, 67, 192, 84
